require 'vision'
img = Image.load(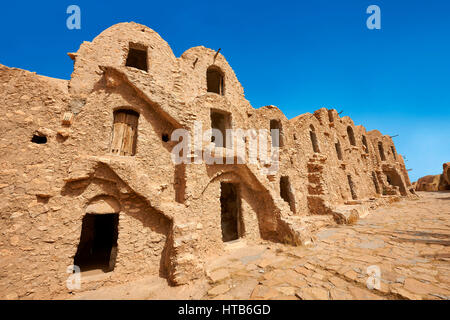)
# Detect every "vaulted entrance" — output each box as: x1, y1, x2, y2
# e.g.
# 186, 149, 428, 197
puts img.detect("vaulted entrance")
74, 213, 119, 272
220, 182, 241, 242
